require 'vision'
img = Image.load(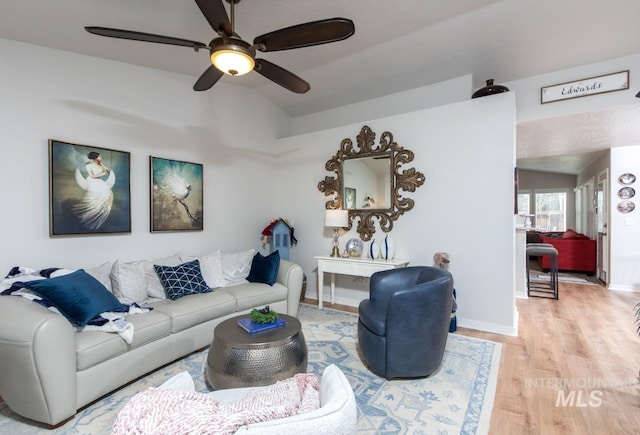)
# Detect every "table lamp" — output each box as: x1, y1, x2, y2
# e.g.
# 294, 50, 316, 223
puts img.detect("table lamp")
324, 209, 349, 257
